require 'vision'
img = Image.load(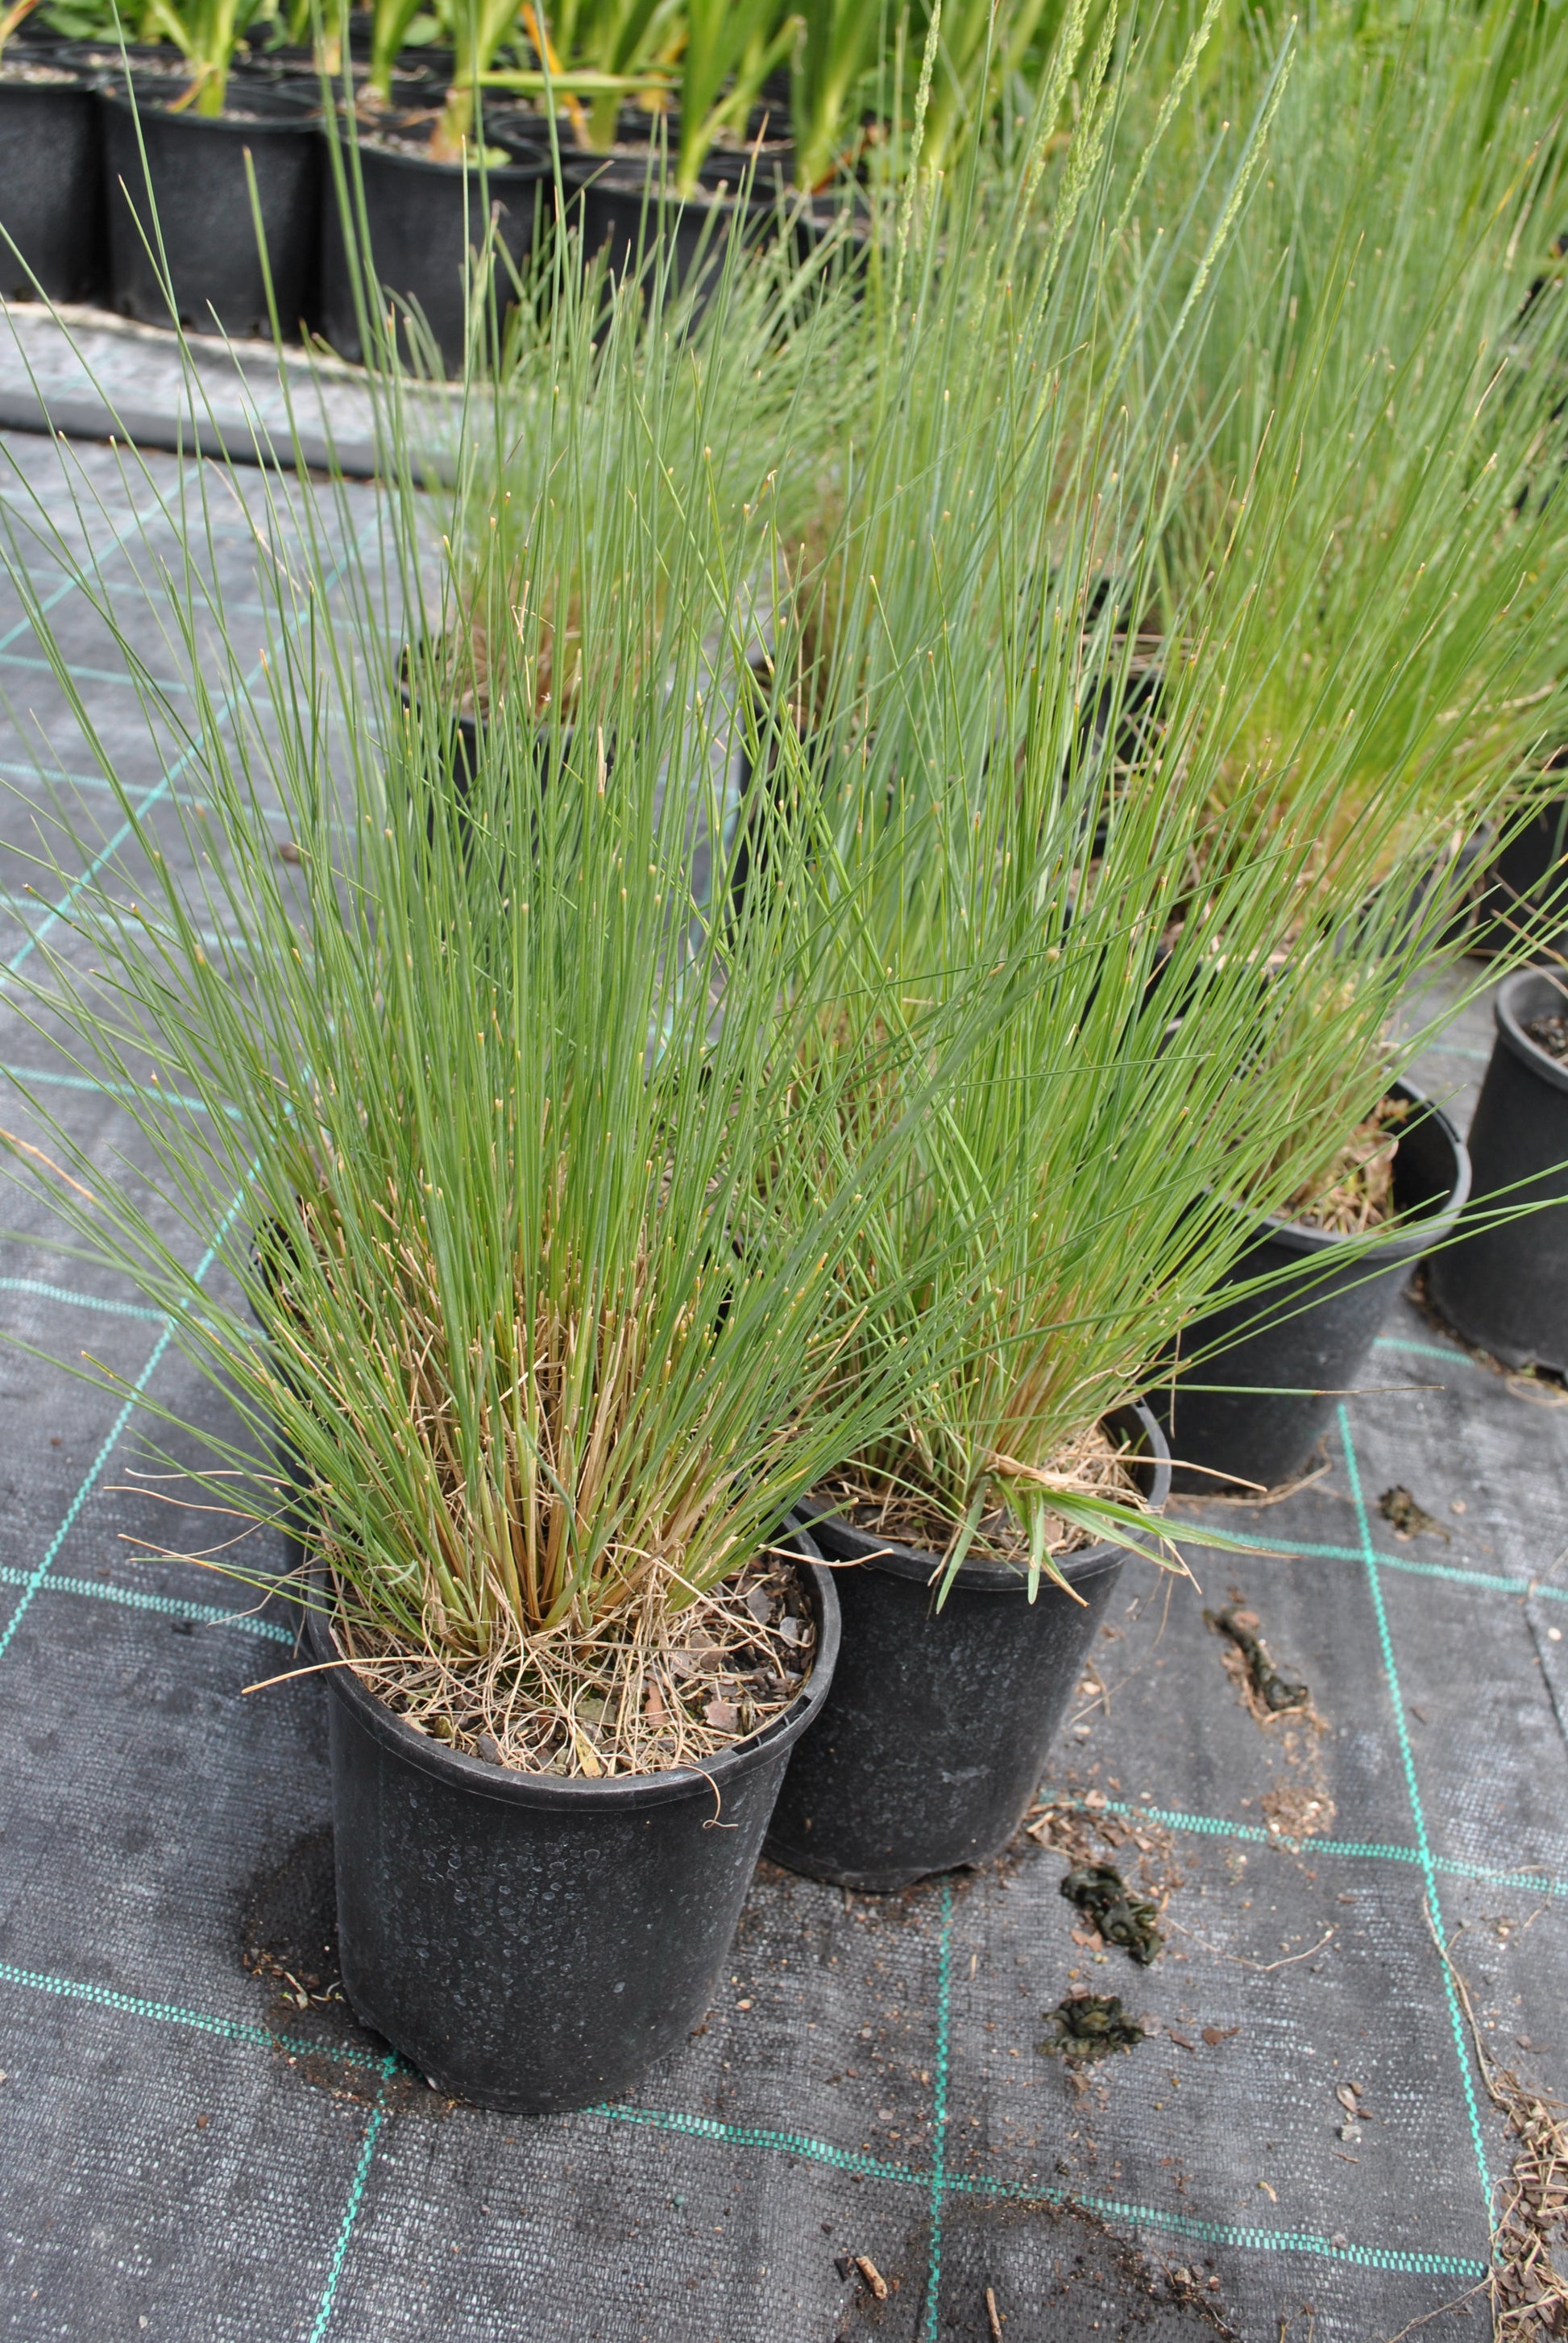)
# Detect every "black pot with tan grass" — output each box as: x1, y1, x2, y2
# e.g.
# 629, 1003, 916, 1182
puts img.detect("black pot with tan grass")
0, 240, 1013, 2115
1155, 1081, 1470, 1492
303, 1529, 839, 2111
765, 1406, 1171, 1893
